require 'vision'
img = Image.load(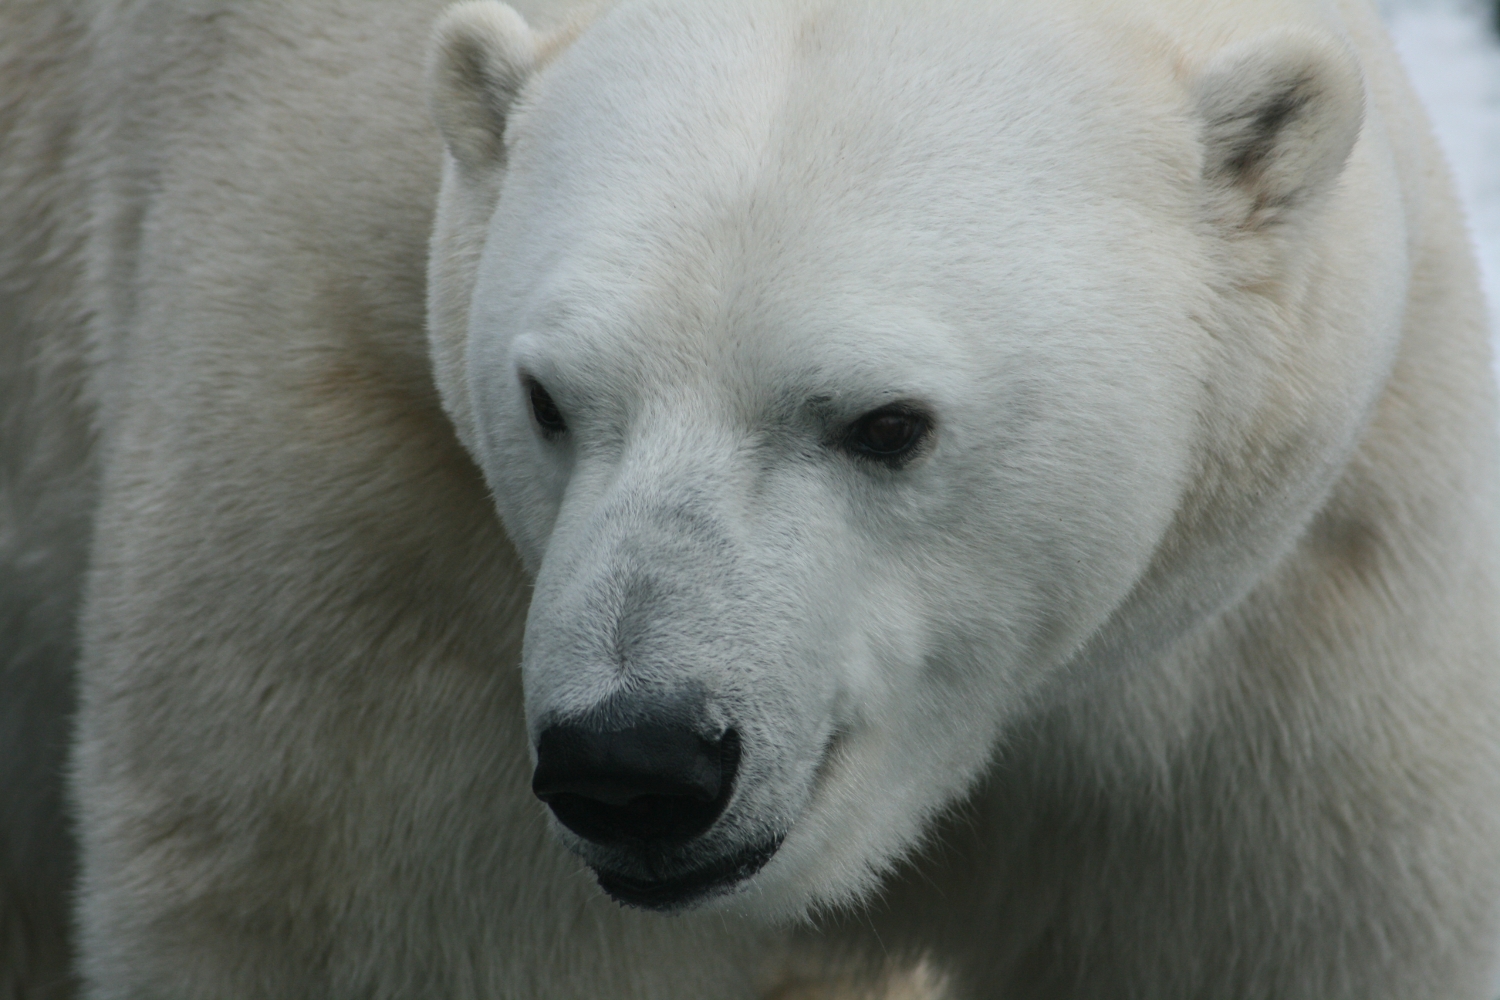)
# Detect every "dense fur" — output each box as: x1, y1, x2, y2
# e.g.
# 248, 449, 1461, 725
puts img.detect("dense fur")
2, 0, 1498, 998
